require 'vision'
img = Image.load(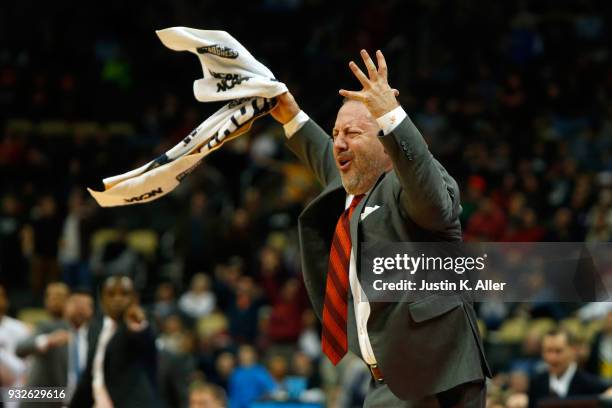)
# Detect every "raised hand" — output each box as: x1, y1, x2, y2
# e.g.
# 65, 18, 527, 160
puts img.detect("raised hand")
46, 329, 71, 349
339, 49, 400, 118
125, 304, 148, 332
270, 92, 301, 124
